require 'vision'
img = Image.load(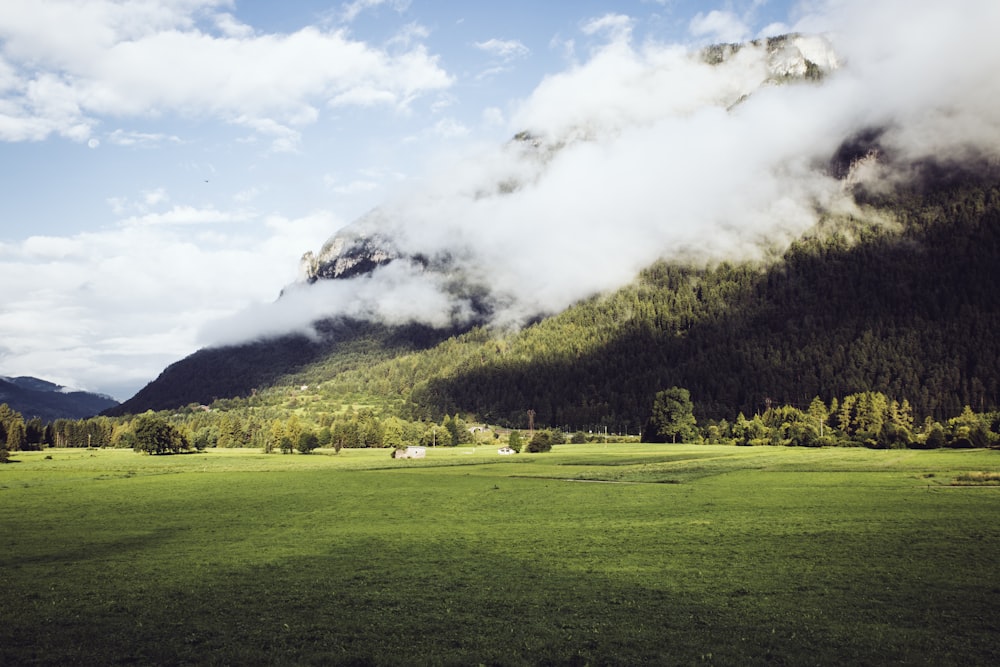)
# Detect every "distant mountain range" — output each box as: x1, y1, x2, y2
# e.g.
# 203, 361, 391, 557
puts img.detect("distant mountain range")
0, 376, 118, 422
